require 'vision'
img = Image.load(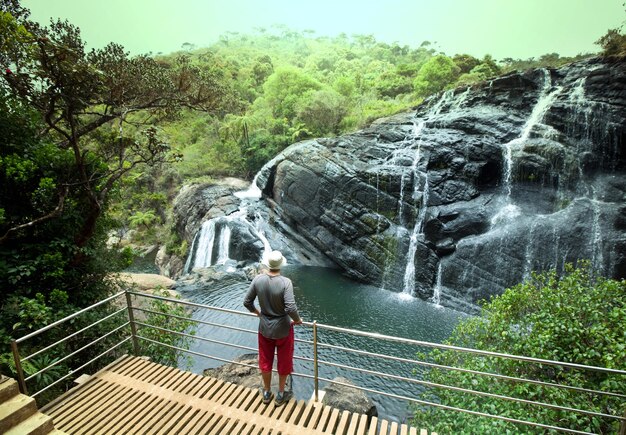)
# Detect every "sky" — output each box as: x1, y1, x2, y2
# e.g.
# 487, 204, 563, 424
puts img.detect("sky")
22, 0, 626, 60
